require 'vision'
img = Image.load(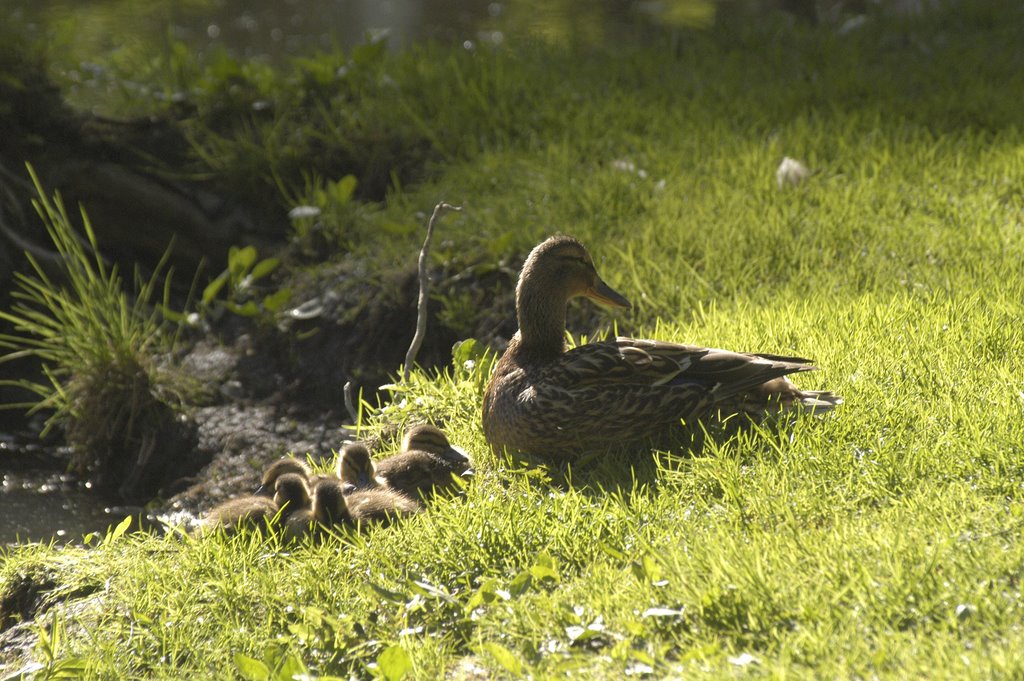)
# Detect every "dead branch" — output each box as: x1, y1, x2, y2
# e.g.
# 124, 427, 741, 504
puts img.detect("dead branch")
403, 202, 462, 382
